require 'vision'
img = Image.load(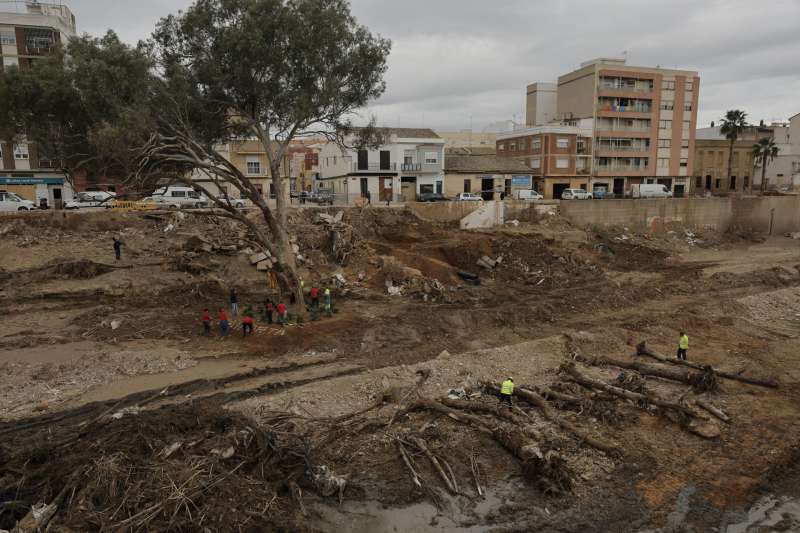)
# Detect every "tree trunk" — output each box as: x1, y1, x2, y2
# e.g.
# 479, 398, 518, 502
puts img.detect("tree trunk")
576, 353, 716, 391
761, 153, 768, 193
